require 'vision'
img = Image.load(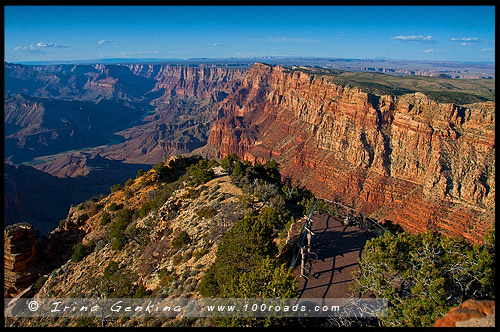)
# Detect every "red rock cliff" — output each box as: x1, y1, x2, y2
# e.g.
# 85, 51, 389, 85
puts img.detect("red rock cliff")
4, 223, 41, 297
127, 64, 247, 101
204, 63, 495, 242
